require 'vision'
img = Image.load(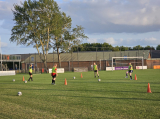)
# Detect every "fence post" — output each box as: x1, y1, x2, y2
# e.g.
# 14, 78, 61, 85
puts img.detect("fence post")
92, 57, 93, 70
151, 49, 152, 69
142, 57, 144, 70
28, 53, 30, 73
103, 47, 104, 70
35, 53, 36, 73
25, 63, 27, 73
68, 61, 70, 71
53, 47, 54, 66
77, 46, 79, 68
71, 47, 73, 71
41, 53, 42, 73
99, 59, 101, 71
46, 52, 47, 73
13, 61, 14, 70
112, 57, 113, 71
96, 47, 97, 64
19, 61, 20, 71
